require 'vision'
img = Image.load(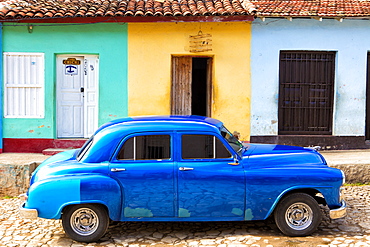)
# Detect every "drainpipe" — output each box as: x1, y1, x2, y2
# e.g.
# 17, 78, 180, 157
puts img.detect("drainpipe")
0, 23, 3, 153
